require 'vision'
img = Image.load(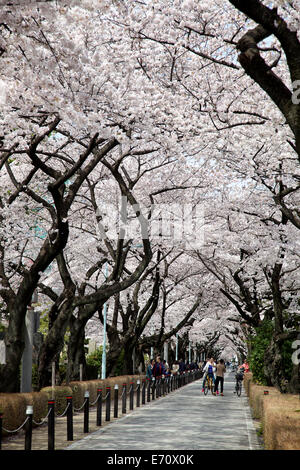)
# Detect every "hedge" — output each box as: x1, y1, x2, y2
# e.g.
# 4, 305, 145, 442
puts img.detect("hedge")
69, 374, 145, 409
0, 374, 145, 437
243, 372, 300, 450
0, 391, 48, 435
